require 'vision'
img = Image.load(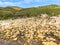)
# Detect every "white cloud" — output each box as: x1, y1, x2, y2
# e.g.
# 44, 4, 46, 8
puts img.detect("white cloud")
0, 0, 43, 7
0, 1, 21, 6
